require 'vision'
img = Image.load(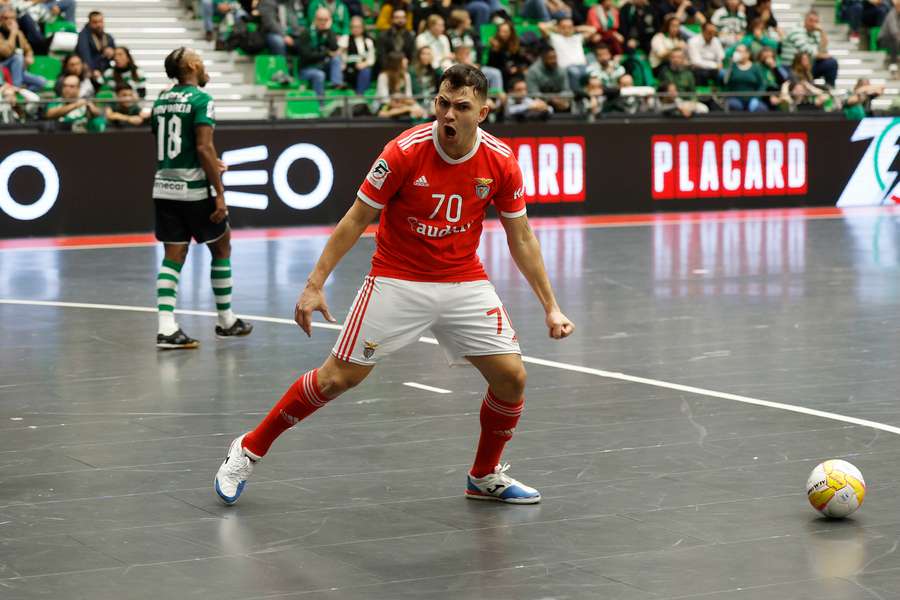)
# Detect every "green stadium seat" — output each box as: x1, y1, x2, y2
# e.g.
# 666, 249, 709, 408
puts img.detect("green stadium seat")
835, 0, 845, 24
480, 23, 498, 43
870, 27, 884, 52
29, 55, 62, 80
45, 19, 77, 34
322, 88, 354, 116
684, 22, 701, 34
96, 90, 115, 100
255, 54, 300, 89
28, 55, 61, 91
285, 89, 321, 118
514, 22, 541, 38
